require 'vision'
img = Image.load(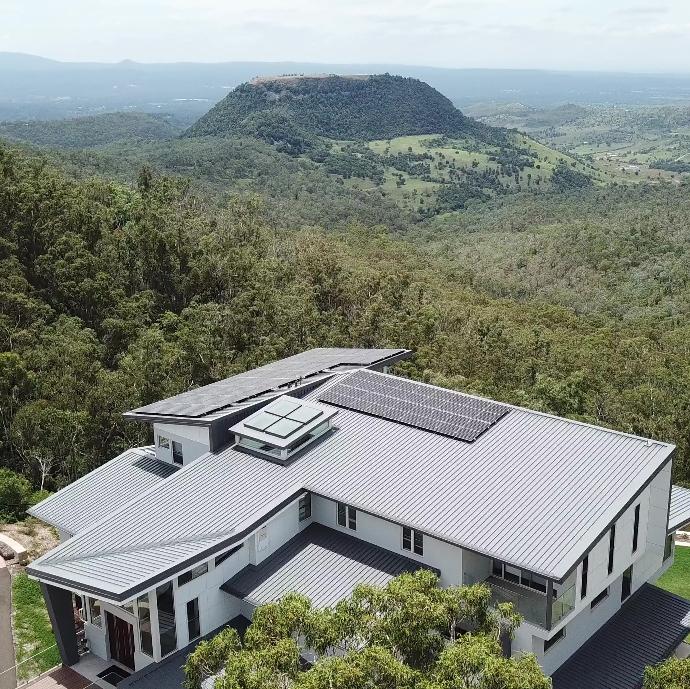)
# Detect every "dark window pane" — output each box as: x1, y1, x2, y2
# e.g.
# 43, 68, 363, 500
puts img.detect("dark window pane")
591, 588, 608, 609
348, 507, 357, 531
492, 560, 503, 577
413, 531, 424, 556
504, 566, 520, 584
187, 598, 200, 641
544, 627, 565, 653
299, 494, 311, 522
665, 534, 674, 561
621, 565, 633, 601
402, 527, 412, 551
632, 505, 640, 553
172, 441, 183, 465
137, 595, 153, 657
337, 503, 346, 527
581, 556, 588, 600
156, 582, 177, 656
215, 543, 243, 567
